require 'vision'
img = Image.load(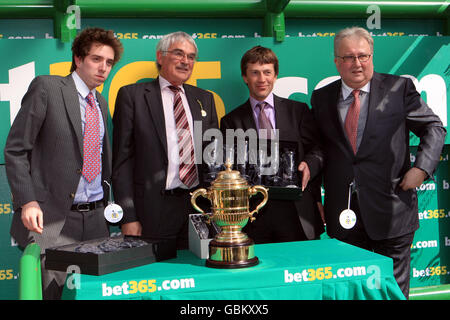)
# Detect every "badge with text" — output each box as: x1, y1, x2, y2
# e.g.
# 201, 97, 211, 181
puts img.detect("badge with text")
197, 99, 207, 117
103, 180, 123, 223
339, 209, 357, 229
104, 203, 123, 223
340, 182, 357, 229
